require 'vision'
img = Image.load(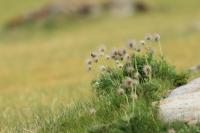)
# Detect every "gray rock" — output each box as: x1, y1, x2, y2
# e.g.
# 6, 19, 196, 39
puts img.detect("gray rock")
159, 78, 200, 123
